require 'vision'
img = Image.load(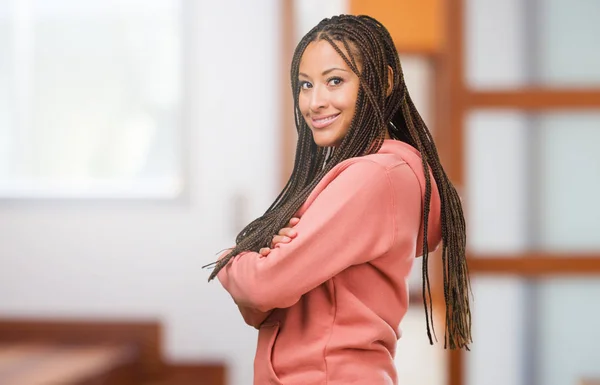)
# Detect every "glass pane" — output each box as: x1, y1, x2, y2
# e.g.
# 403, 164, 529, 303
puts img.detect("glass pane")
465, 0, 528, 89
466, 277, 528, 385
538, 113, 600, 251
466, 277, 600, 385
467, 110, 600, 253
0, 0, 183, 197
537, 0, 600, 86
537, 278, 600, 385
400, 56, 434, 130
465, 111, 530, 254
466, 0, 600, 88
